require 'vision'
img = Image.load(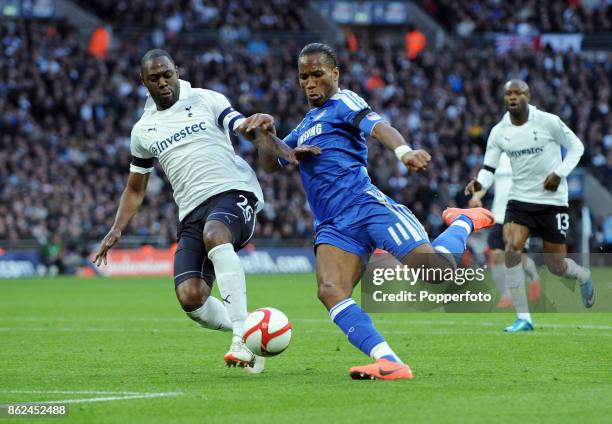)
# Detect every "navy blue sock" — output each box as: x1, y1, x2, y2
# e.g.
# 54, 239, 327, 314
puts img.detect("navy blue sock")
432, 215, 473, 263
